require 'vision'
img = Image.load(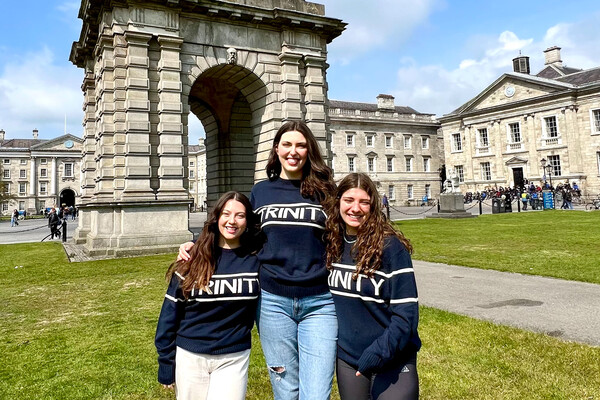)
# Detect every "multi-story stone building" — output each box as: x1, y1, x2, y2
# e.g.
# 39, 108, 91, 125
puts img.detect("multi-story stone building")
0, 129, 83, 216
330, 95, 443, 205
439, 46, 600, 195
187, 140, 207, 211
